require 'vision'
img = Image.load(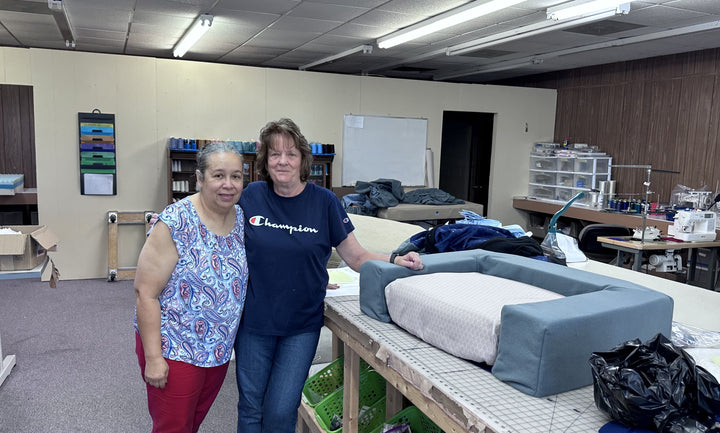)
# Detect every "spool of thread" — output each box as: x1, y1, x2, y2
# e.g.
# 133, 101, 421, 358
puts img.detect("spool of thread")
607, 180, 616, 200
598, 181, 609, 207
